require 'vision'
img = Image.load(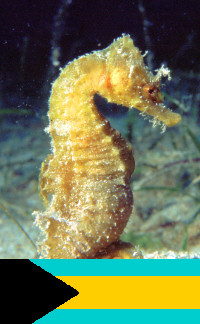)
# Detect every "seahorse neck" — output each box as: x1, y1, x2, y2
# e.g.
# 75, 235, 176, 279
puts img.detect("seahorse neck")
49, 56, 109, 149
